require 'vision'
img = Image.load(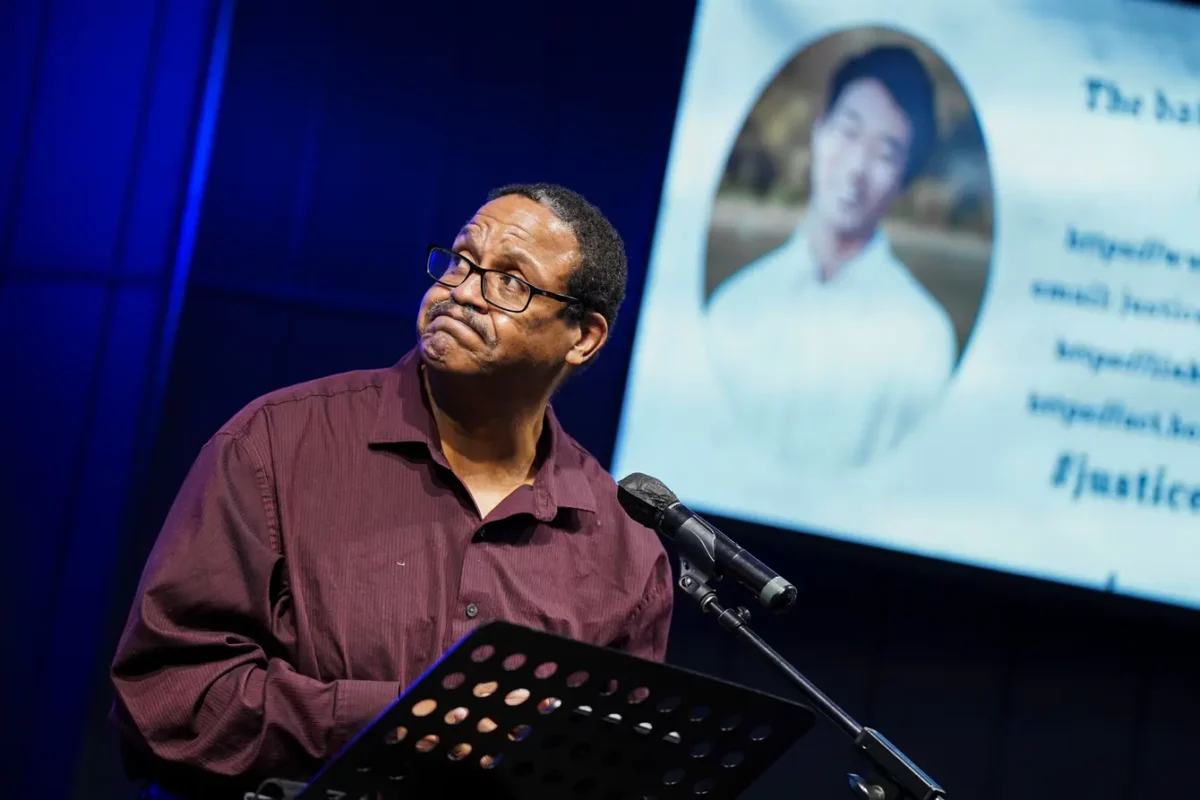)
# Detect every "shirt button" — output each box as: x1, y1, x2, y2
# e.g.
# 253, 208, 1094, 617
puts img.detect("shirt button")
465, 603, 479, 619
